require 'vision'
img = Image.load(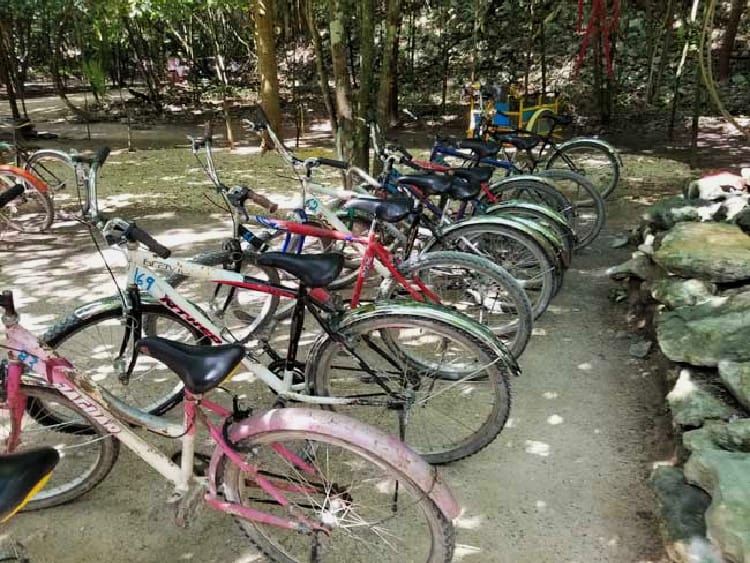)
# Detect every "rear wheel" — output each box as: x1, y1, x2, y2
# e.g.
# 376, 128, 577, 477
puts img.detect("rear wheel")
24, 150, 81, 220
221, 429, 455, 562
546, 140, 620, 200
0, 384, 119, 510
0, 169, 54, 233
